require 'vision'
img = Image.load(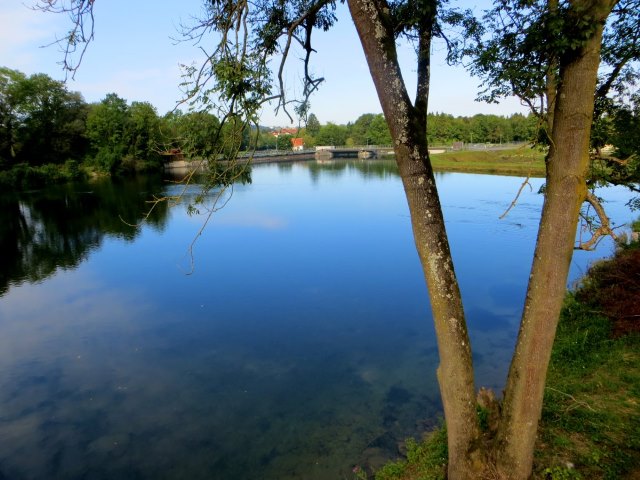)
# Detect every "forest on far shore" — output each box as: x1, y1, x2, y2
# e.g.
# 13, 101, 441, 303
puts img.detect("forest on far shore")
1, 65, 637, 189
